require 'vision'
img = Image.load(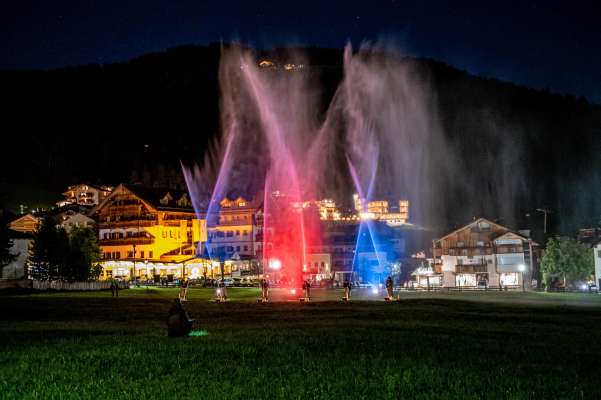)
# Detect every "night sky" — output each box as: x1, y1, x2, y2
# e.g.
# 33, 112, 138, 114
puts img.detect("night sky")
2, 0, 601, 102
